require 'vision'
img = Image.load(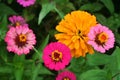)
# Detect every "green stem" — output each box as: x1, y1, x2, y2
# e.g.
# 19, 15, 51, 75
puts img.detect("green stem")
33, 47, 41, 57
32, 47, 43, 62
